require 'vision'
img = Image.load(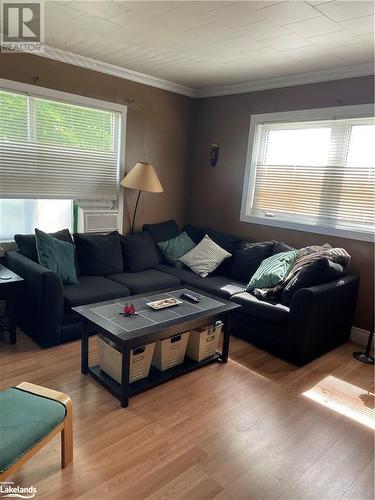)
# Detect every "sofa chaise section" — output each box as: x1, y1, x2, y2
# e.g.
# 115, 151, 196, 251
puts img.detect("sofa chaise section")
231, 274, 359, 365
